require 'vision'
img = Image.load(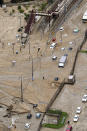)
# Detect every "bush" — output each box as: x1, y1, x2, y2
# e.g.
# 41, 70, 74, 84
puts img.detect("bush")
39, 2, 47, 11
80, 50, 87, 53
24, 13, 29, 20
48, 0, 53, 4
18, 5, 21, 10
19, 9, 24, 13
12, 9, 15, 13
24, 5, 29, 10
47, 109, 62, 115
